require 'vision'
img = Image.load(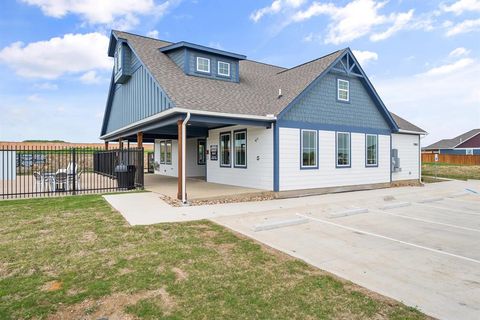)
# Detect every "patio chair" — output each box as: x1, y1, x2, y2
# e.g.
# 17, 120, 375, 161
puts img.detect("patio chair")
55, 172, 68, 191
68, 169, 83, 190
33, 172, 45, 192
